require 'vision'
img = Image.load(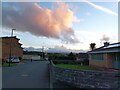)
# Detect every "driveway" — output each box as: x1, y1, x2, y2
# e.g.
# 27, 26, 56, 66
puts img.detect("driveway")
2, 60, 50, 88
